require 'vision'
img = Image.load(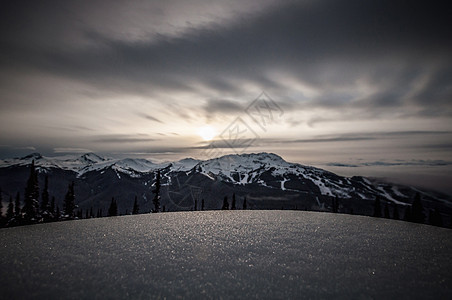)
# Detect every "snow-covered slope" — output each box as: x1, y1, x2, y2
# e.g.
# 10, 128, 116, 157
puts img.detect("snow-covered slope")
1, 152, 450, 211
0, 152, 162, 176
1, 211, 451, 299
